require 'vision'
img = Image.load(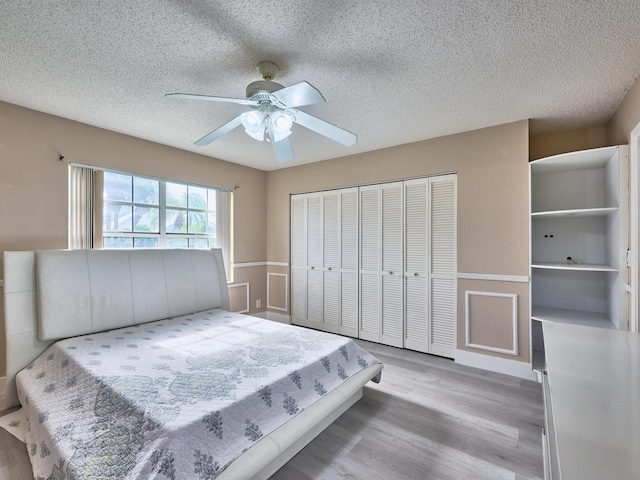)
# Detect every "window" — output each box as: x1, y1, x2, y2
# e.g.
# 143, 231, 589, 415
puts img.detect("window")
69, 165, 233, 279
